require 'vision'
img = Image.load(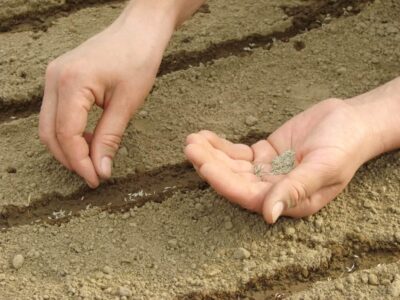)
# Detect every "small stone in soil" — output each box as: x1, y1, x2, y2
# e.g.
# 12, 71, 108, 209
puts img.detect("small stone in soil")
284, 227, 296, 236
118, 286, 132, 297
12, 254, 24, 269
118, 147, 129, 156
368, 273, 379, 285
234, 247, 251, 260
